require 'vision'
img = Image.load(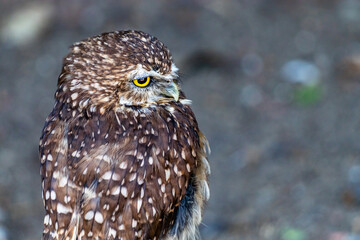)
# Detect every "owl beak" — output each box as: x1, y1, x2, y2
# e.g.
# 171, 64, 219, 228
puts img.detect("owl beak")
163, 82, 179, 102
